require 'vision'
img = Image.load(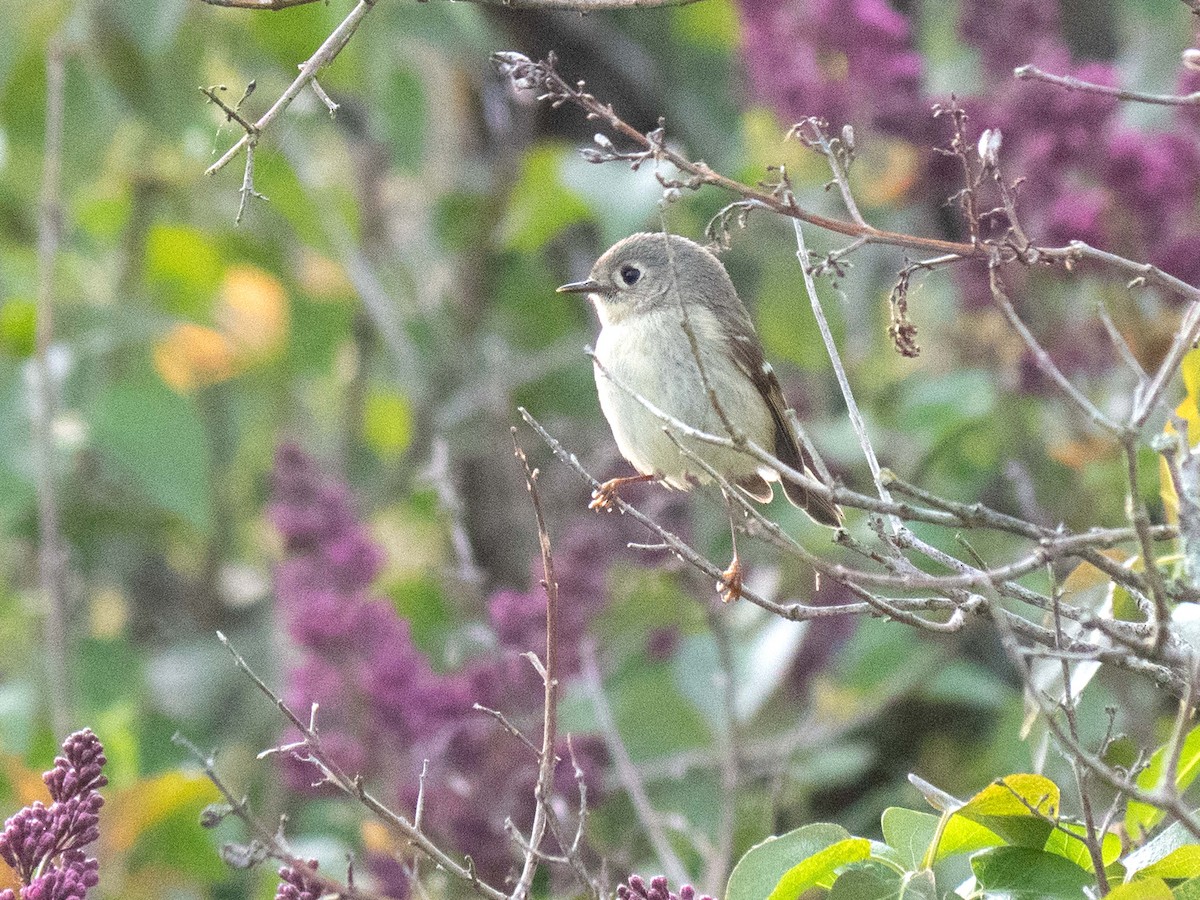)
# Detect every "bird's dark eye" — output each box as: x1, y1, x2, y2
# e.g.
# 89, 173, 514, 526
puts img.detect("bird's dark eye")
619, 265, 642, 286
